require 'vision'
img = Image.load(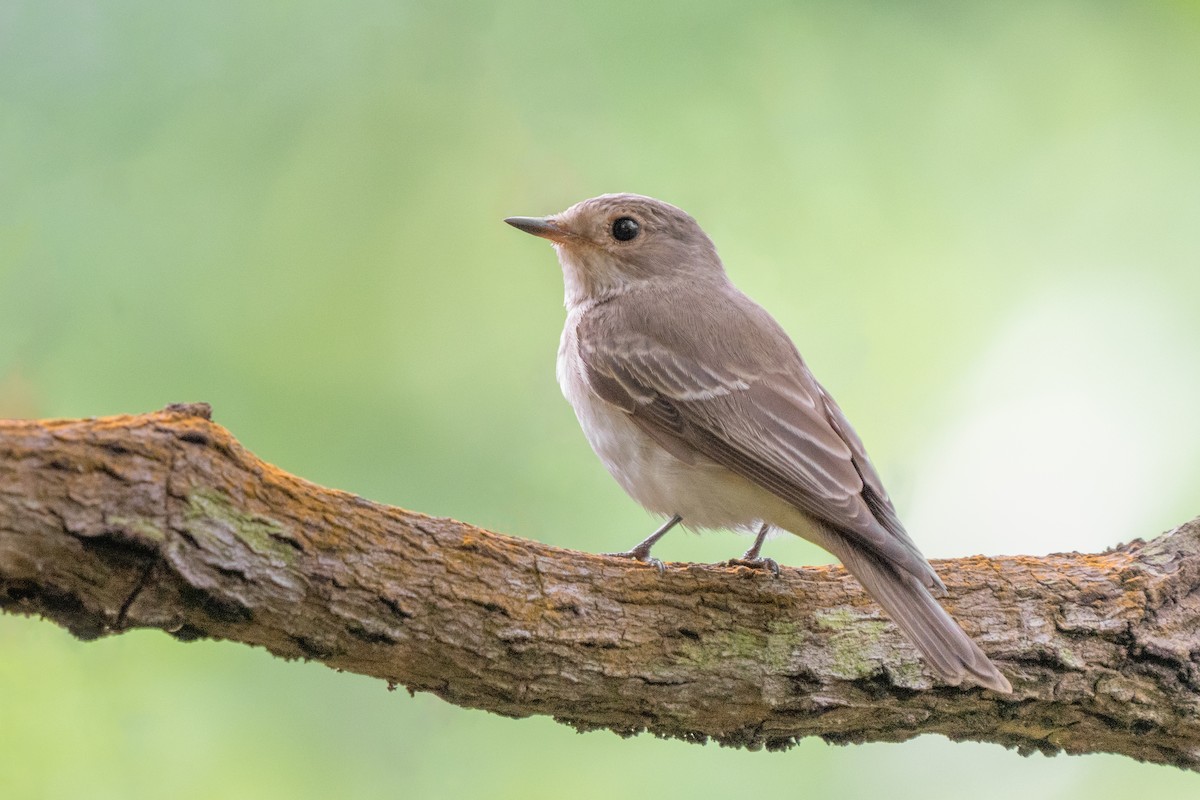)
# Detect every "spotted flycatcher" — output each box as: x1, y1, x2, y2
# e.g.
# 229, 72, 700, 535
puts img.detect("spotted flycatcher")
506, 193, 1010, 693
